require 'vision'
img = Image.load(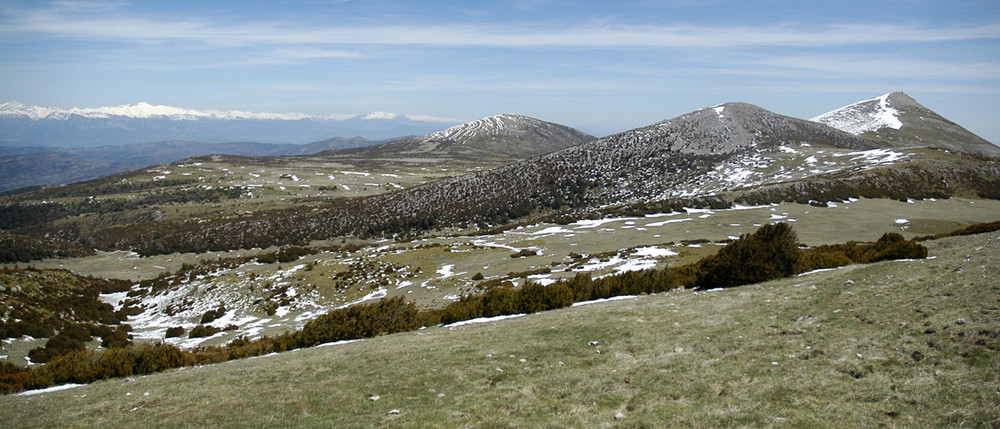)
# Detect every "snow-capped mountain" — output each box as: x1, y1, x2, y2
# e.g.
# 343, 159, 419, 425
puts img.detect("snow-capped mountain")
0, 101, 462, 146
811, 93, 902, 135
0, 101, 456, 123
812, 92, 999, 157
324, 113, 594, 161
